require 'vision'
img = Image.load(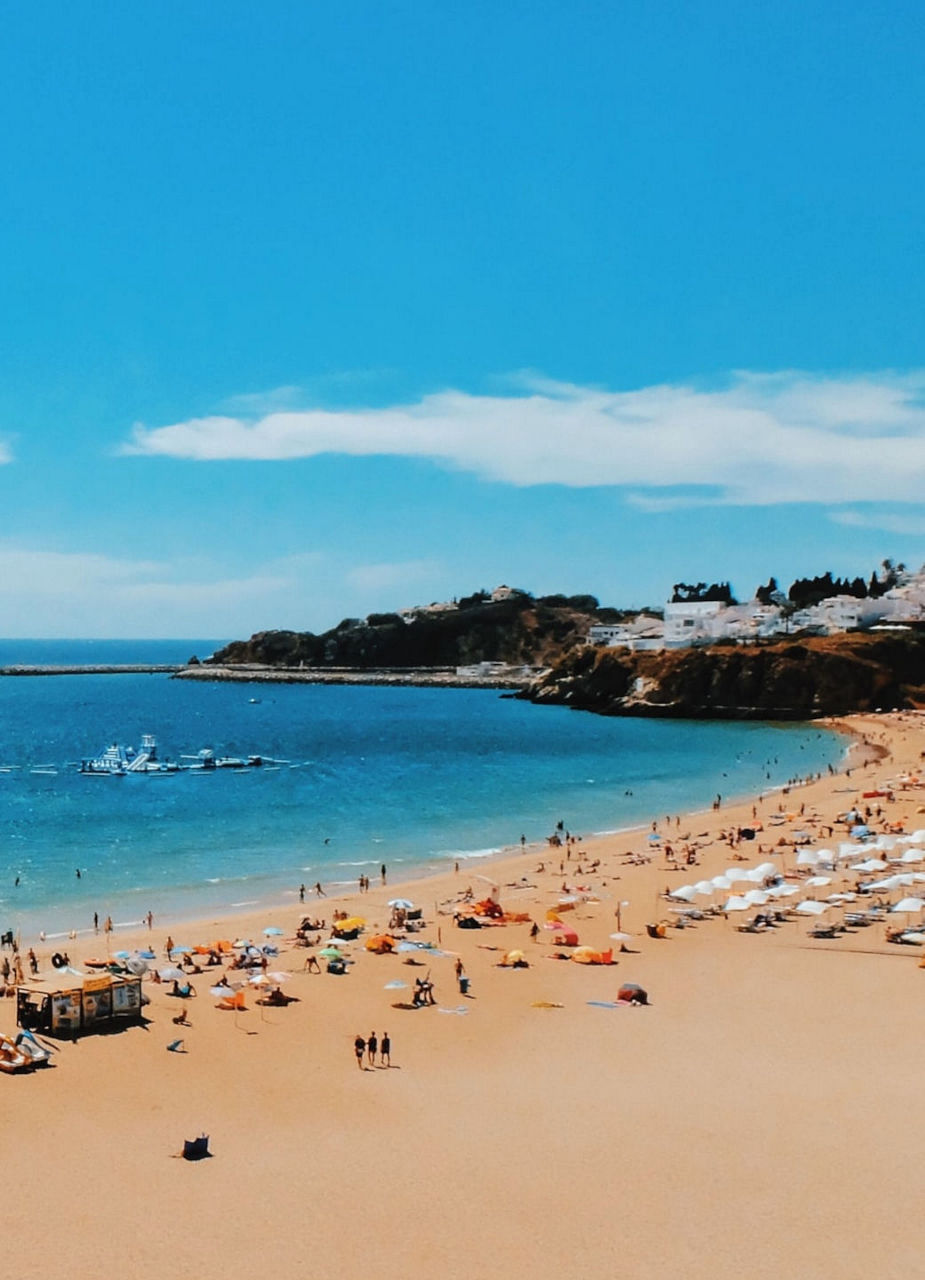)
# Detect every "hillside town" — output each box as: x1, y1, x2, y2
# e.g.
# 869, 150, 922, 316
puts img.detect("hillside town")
588, 564, 925, 652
